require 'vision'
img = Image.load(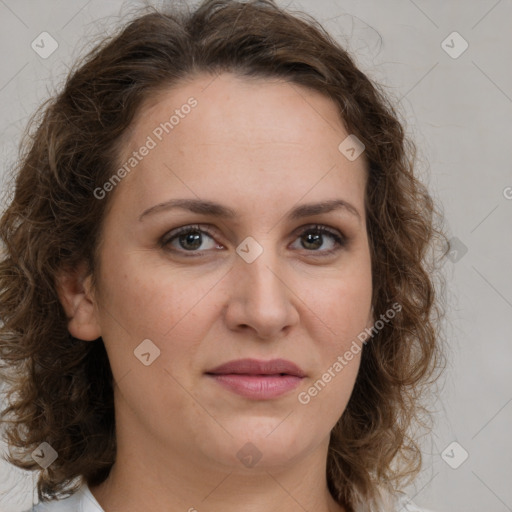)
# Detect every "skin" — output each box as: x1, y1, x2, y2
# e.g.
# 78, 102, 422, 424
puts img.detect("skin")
58, 72, 373, 512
